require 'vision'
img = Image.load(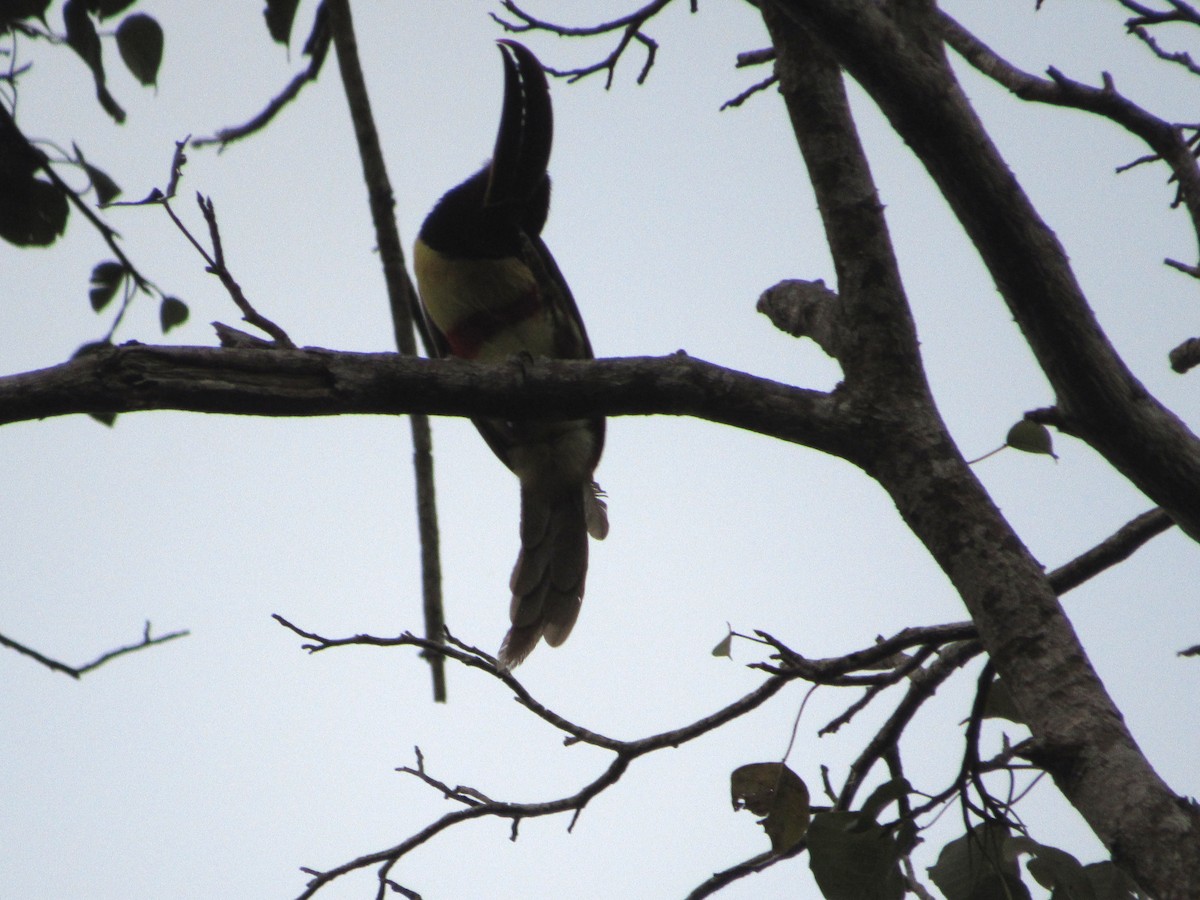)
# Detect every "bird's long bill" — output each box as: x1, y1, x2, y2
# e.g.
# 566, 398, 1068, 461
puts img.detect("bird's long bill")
485, 40, 553, 209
